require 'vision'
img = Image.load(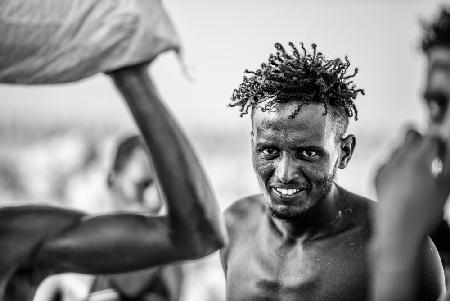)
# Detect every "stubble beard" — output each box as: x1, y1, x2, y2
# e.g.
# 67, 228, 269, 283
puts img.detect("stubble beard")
267, 166, 337, 221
